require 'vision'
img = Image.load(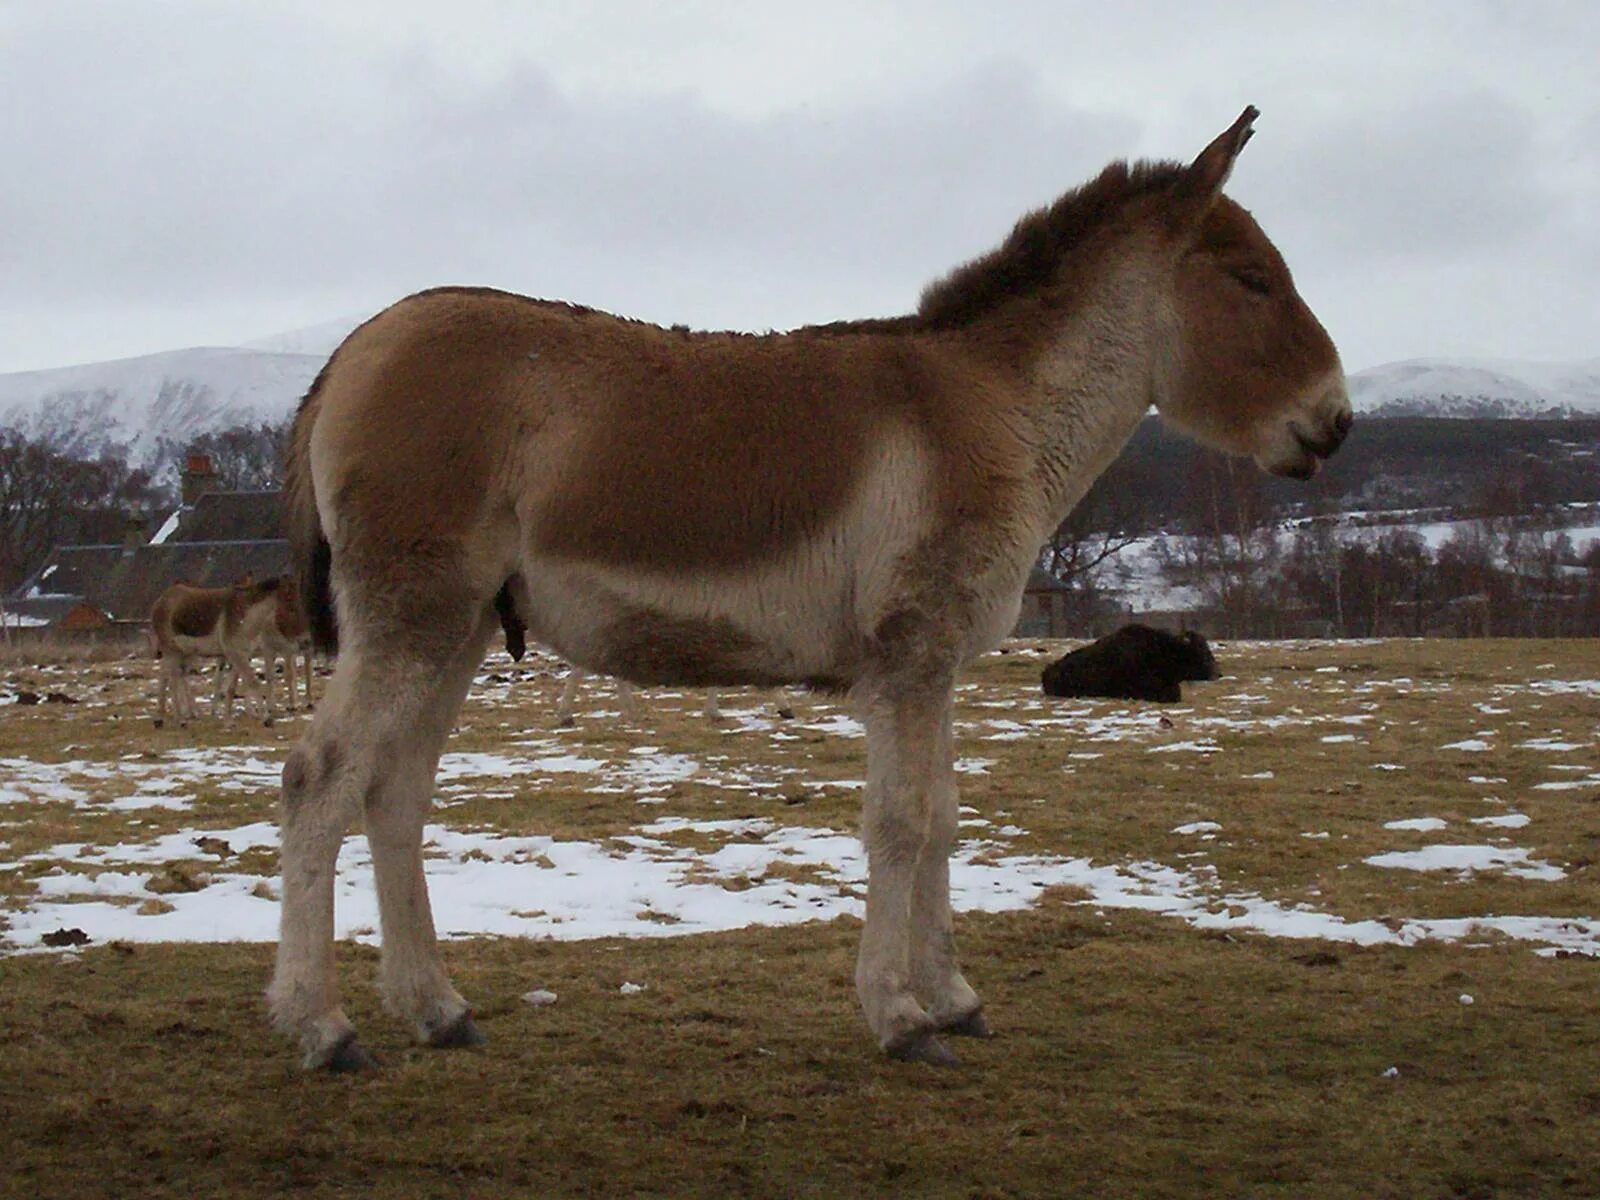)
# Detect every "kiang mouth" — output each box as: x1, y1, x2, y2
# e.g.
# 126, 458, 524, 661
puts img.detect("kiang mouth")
1265, 419, 1349, 480
1292, 424, 1342, 460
